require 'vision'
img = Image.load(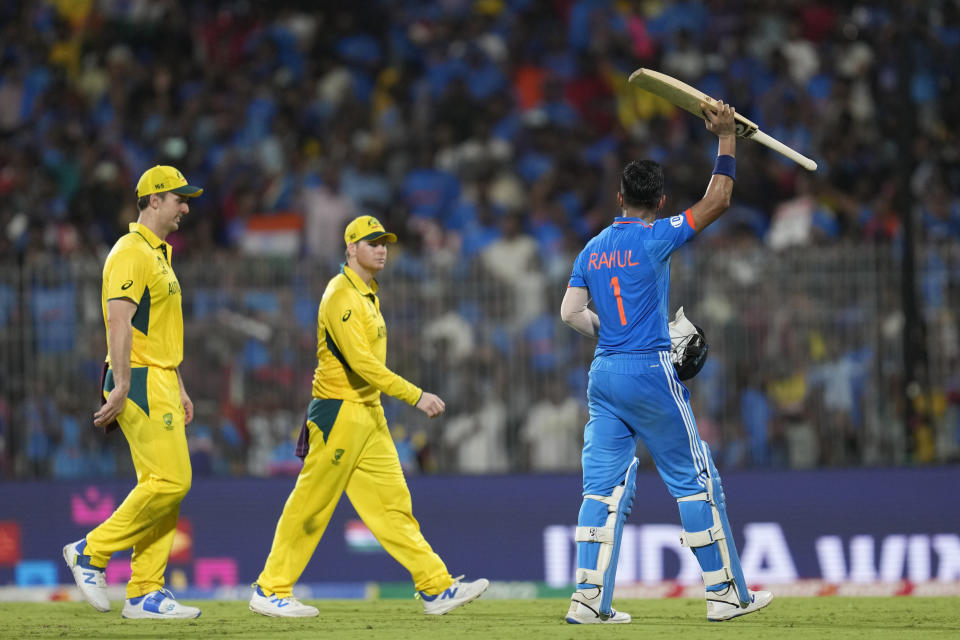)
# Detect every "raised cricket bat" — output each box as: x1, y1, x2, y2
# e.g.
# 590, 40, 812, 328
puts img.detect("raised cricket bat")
628, 68, 817, 171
